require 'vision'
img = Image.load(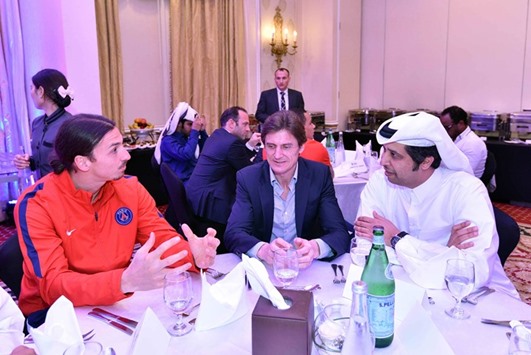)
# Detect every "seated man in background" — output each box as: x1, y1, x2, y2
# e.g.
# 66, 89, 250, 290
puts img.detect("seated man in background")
186, 106, 262, 251
440, 105, 487, 178
15, 114, 219, 317
154, 102, 208, 186
225, 110, 349, 268
354, 112, 517, 296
